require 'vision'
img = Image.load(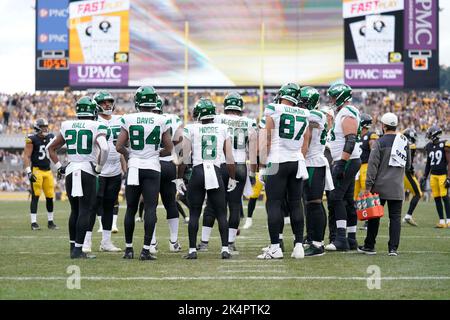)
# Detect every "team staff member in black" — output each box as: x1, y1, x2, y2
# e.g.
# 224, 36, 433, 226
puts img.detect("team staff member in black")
23, 118, 58, 230
359, 113, 410, 256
